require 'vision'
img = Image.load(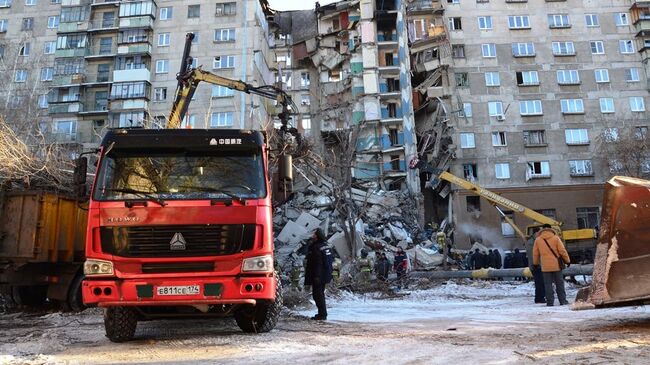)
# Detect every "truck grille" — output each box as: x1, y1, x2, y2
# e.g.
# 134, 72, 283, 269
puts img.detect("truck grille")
141, 262, 215, 274
100, 224, 256, 258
